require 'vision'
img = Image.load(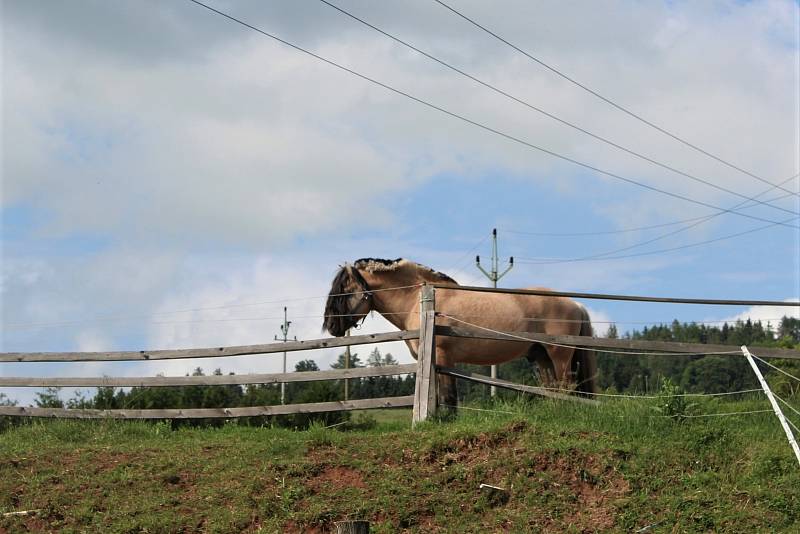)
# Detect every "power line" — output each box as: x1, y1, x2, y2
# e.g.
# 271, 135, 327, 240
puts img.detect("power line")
442, 233, 491, 275
504, 185, 799, 237
516, 215, 799, 264
318, 0, 798, 216
432, 0, 800, 198
185, 0, 798, 229
515, 173, 799, 264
